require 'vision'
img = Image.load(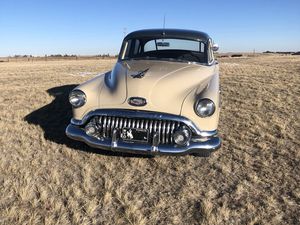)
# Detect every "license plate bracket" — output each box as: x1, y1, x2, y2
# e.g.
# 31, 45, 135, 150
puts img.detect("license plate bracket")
120, 128, 149, 143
